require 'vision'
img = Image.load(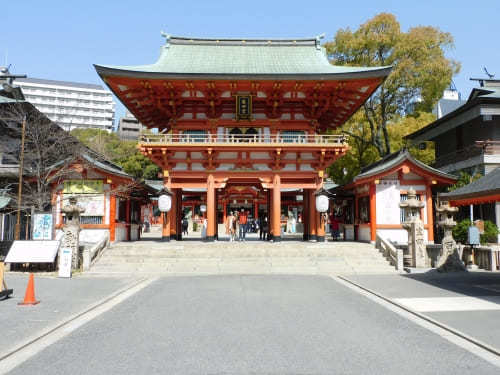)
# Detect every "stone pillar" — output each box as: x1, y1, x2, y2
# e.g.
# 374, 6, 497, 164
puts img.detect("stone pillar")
400, 189, 426, 268
61, 196, 85, 269
308, 189, 317, 241
272, 174, 281, 242
206, 174, 215, 241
